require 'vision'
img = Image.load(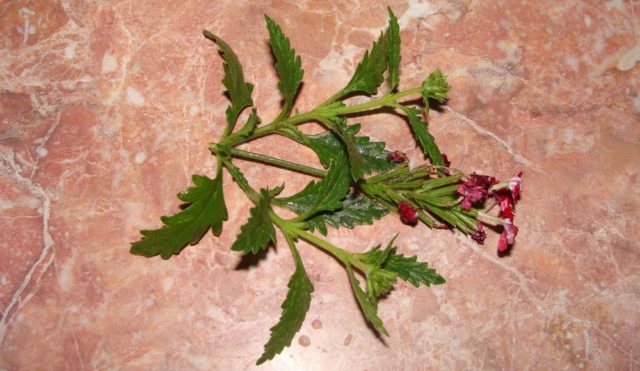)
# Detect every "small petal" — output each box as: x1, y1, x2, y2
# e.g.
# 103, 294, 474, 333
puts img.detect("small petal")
497, 231, 509, 252
508, 171, 523, 200
497, 219, 519, 253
